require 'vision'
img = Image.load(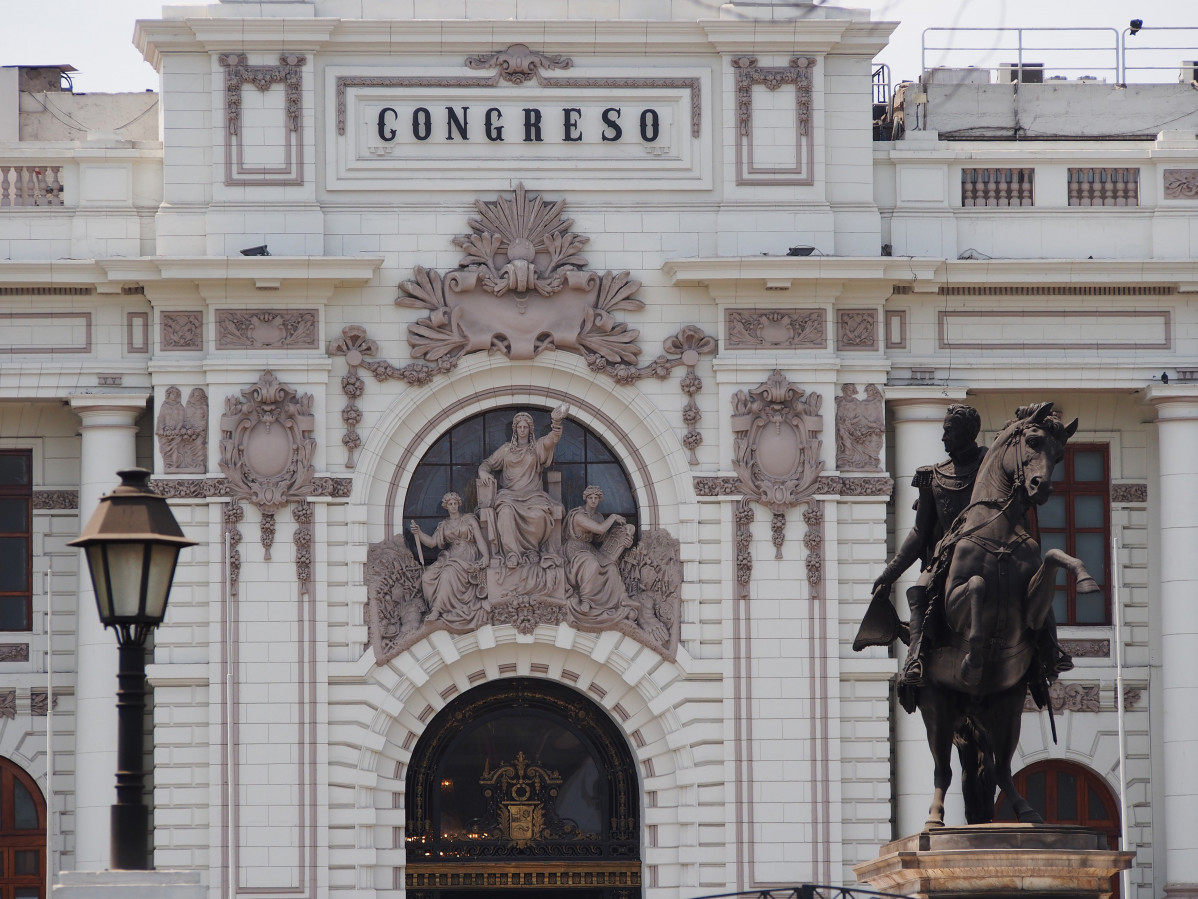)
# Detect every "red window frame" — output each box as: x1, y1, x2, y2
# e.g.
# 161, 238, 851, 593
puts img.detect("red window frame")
0, 756, 46, 899
0, 451, 33, 633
